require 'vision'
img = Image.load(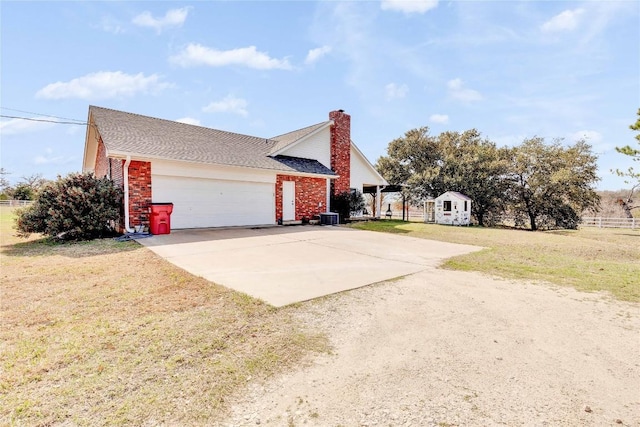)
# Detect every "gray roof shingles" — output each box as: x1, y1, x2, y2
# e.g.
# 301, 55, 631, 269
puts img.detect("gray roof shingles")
90, 106, 335, 176
272, 155, 335, 176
